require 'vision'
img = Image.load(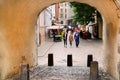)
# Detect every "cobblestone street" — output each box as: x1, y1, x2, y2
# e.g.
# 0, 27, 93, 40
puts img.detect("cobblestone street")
30, 66, 114, 80
32, 38, 113, 80
7, 38, 115, 80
